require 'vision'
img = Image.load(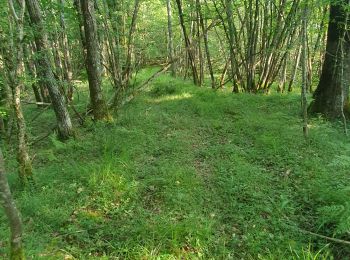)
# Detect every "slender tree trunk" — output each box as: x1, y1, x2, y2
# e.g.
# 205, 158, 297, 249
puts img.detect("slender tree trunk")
123, 0, 141, 87
0, 146, 25, 259
310, 0, 350, 118
197, 0, 215, 88
225, 0, 239, 93
166, 0, 176, 77
23, 46, 43, 105
31, 43, 51, 104
101, 0, 122, 90
175, 0, 199, 85
58, 0, 74, 101
220, 59, 229, 88
278, 57, 287, 93
81, 0, 110, 121
195, 5, 204, 86
0, 11, 12, 140
74, 0, 87, 61
25, 0, 74, 140
51, 32, 64, 81
8, 0, 33, 184
0, 119, 6, 140
288, 44, 302, 92
0, 61, 11, 111
301, 1, 309, 137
